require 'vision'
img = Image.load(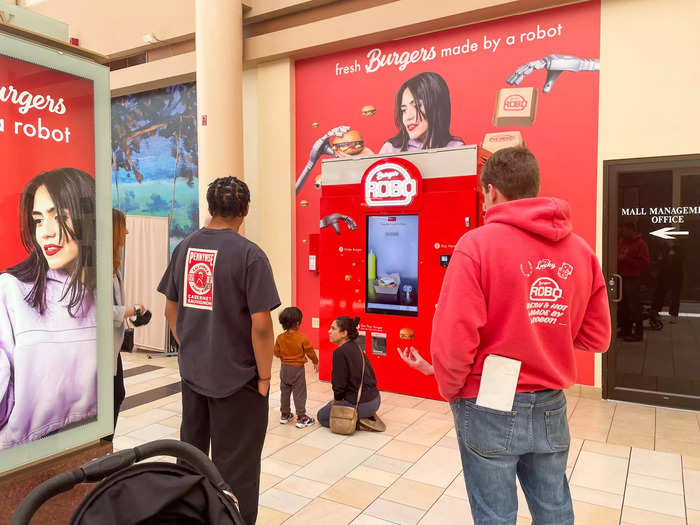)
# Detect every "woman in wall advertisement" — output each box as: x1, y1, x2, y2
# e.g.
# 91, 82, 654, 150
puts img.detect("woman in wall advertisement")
0, 168, 97, 450
297, 71, 465, 193
379, 71, 463, 154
